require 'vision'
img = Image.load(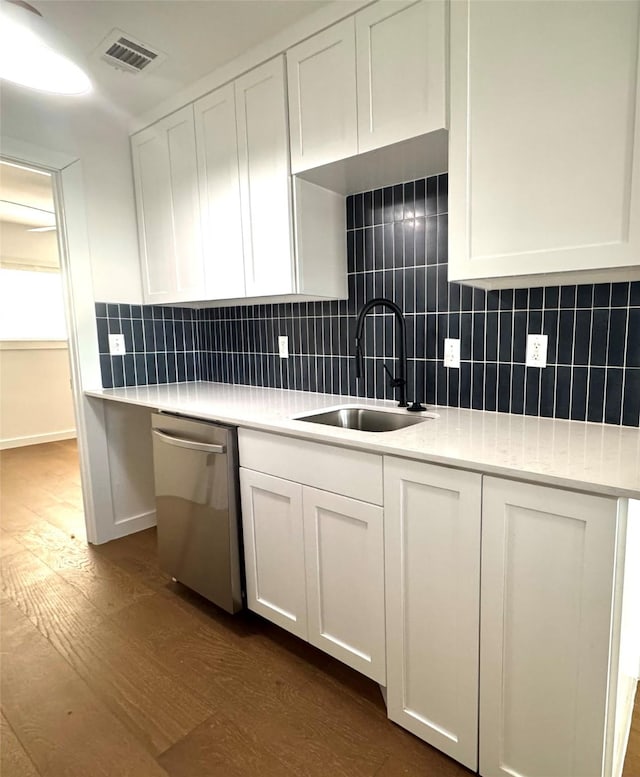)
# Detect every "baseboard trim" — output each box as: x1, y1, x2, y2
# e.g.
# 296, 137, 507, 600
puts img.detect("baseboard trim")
0, 430, 77, 450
